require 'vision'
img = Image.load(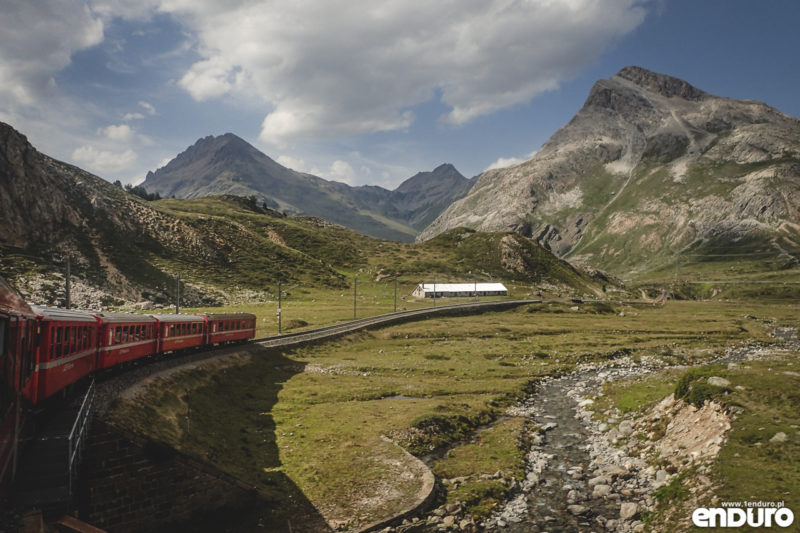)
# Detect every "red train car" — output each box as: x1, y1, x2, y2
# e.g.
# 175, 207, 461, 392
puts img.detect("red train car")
27, 306, 98, 404
94, 312, 158, 369
0, 277, 36, 489
204, 313, 256, 345
153, 313, 206, 353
